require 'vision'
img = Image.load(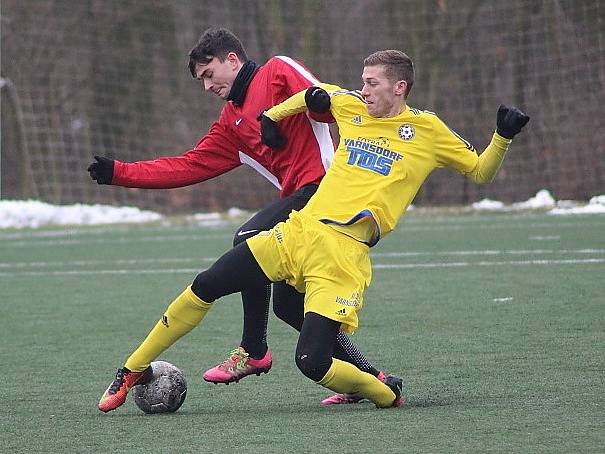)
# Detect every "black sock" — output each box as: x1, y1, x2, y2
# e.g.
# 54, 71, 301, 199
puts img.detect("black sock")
239, 284, 271, 359
333, 332, 381, 377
